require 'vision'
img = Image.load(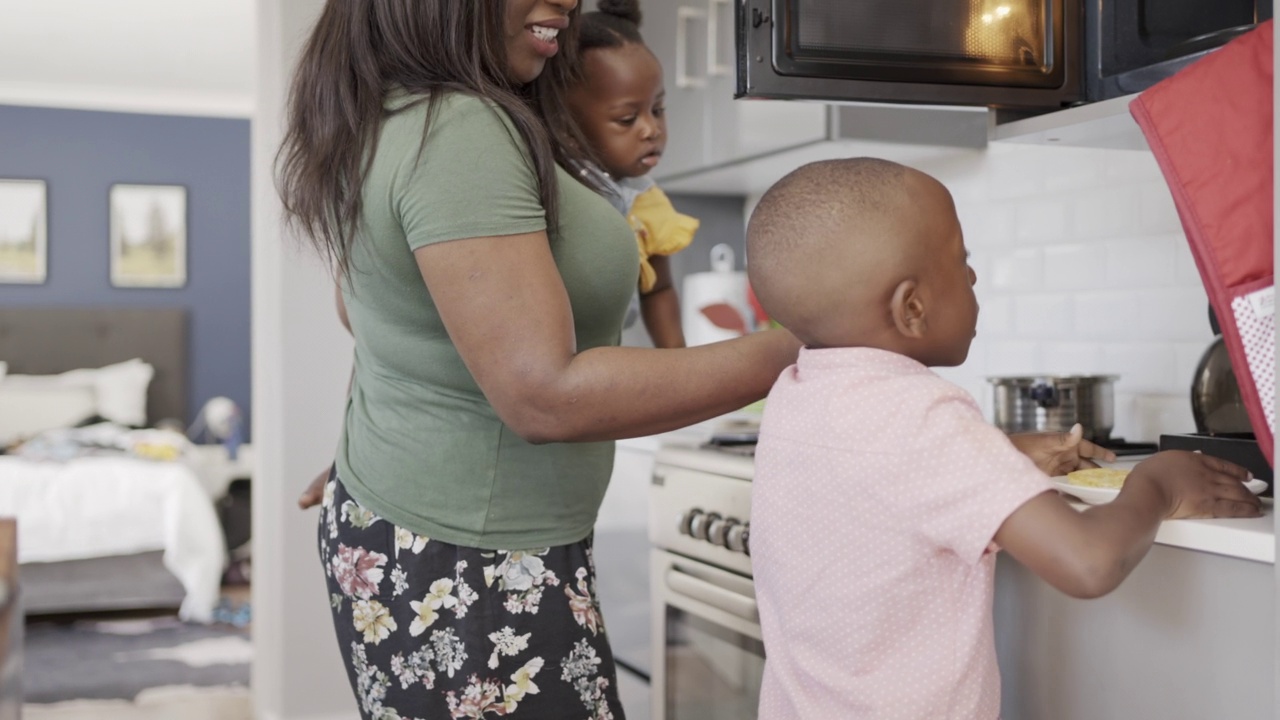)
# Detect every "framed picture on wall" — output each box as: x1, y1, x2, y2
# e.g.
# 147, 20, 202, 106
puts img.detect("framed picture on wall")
110, 183, 187, 288
0, 179, 48, 284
